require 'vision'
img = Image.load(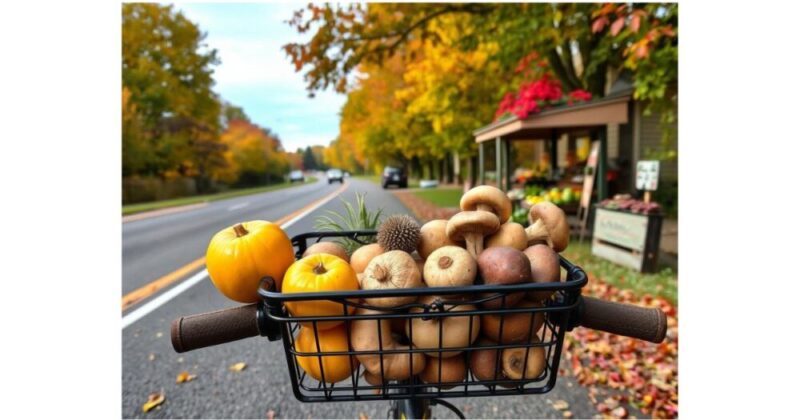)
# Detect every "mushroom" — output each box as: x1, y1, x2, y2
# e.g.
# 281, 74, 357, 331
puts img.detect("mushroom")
469, 339, 513, 387
361, 250, 423, 308
502, 341, 546, 380
525, 202, 570, 252
481, 299, 544, 344
351, 307, 427, 380
350, 243, 384, 273
423, 246, 476, 288
476, 246, 532, 309
407, 295, 480, 358
446, 211, 500, 259
420, 355, 467, 389
302, 241, 349, 262
460, 185, 512, 223
418, 219, 462, 260
485, 222, 528, 251
524, 244, 561, 302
